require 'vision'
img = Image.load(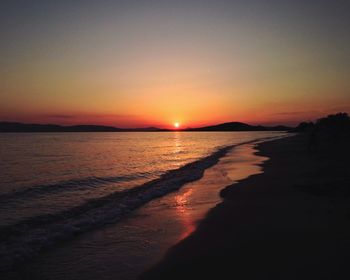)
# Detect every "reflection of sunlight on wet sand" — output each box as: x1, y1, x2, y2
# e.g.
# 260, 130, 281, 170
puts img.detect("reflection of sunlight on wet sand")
172, 143, 268, 242
175, 188, 192, 212
175, 189, 196, 239
220, 144, 268, 182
